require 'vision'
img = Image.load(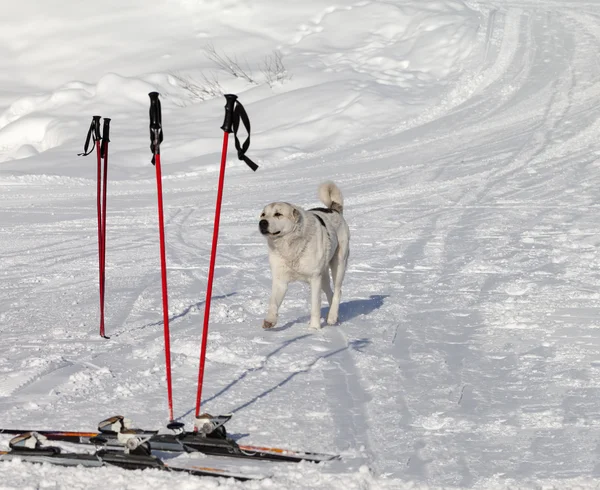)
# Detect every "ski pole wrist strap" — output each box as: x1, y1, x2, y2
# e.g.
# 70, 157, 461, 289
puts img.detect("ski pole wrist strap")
233, 102, 258, 171
221, 95, 258, 172
78, 116, 102, 156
